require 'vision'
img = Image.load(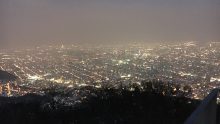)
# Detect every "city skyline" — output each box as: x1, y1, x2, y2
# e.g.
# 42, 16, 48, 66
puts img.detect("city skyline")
1, 1, 220, 123
0, 41, 220, 99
